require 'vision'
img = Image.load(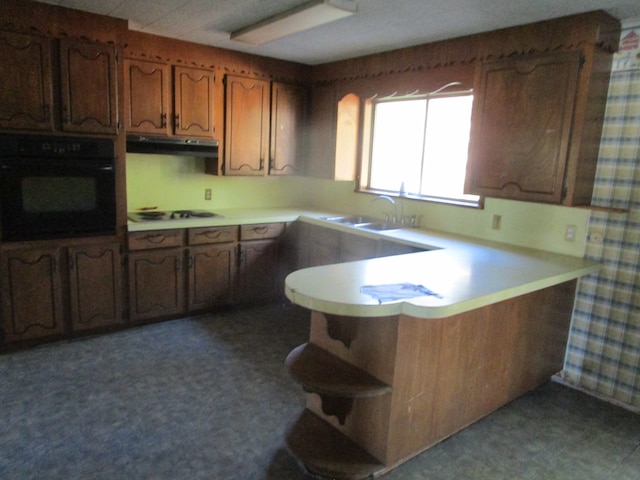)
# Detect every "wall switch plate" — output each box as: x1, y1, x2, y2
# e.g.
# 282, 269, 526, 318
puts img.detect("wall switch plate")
492, 214, 501, 230
205, 188, 212, 201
